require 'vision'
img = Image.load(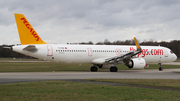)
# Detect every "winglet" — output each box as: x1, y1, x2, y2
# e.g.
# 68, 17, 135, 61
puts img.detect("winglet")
14, 14, 47, 45
134, 37, 141, 51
